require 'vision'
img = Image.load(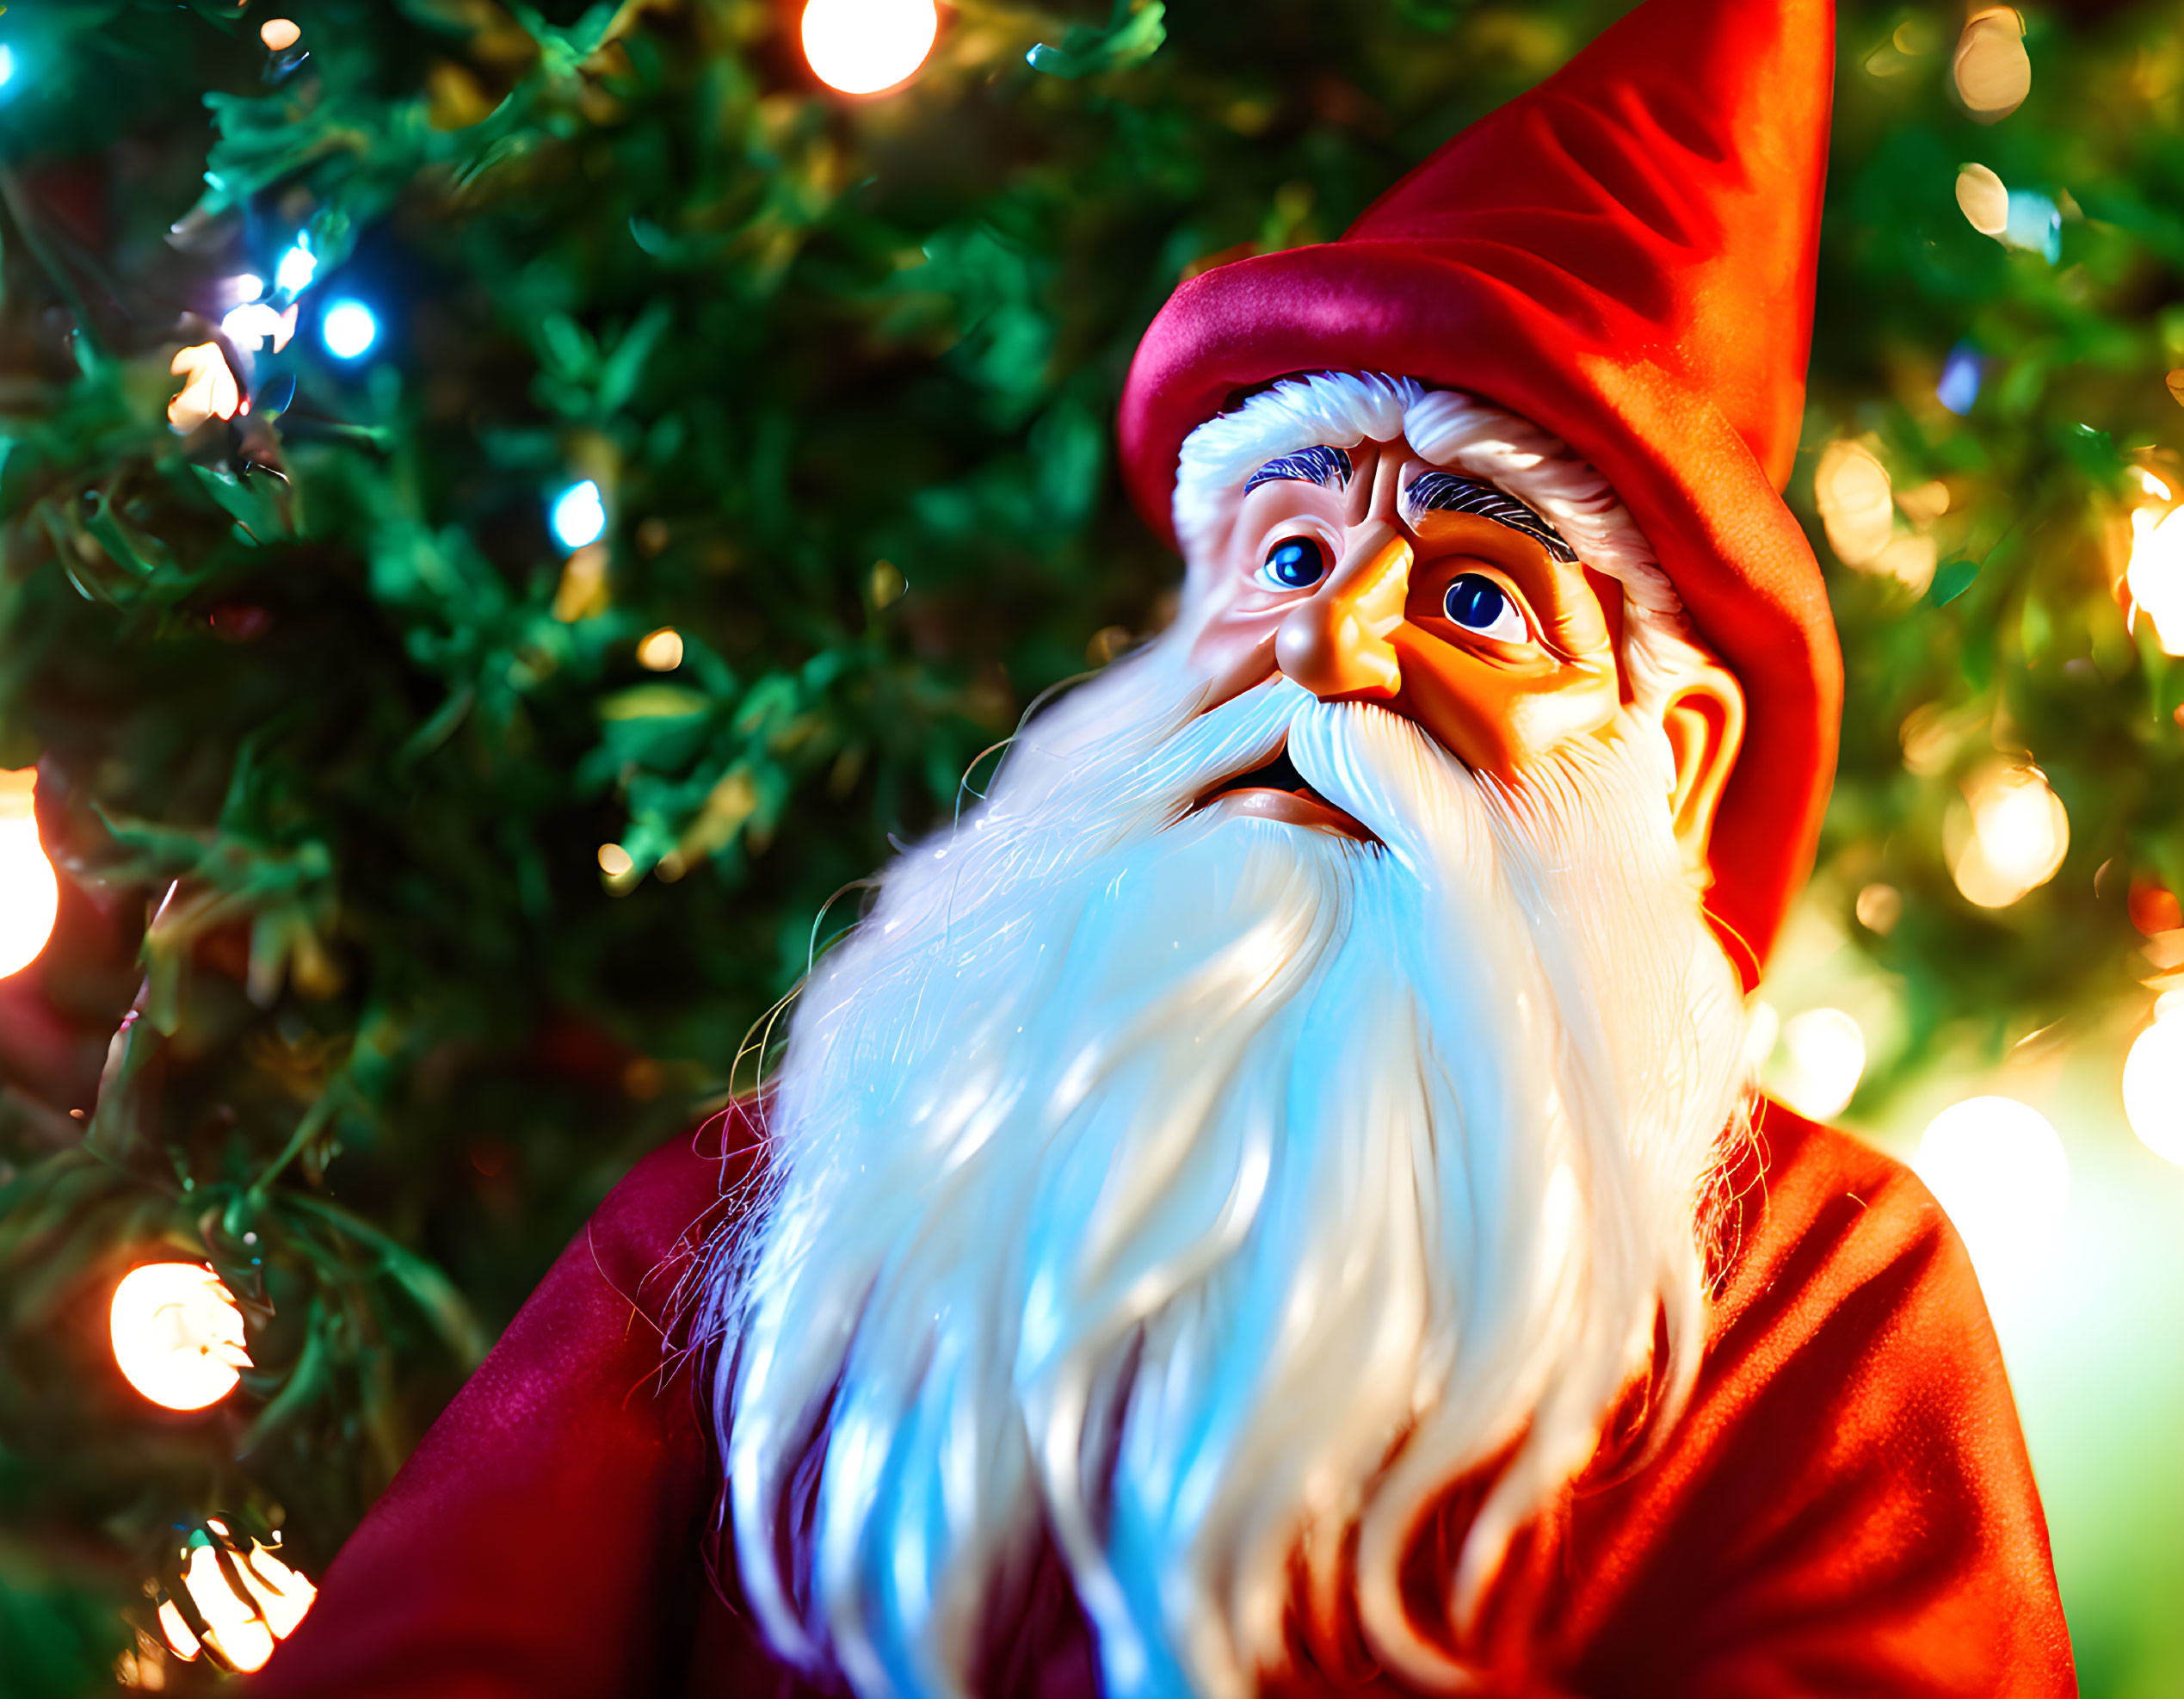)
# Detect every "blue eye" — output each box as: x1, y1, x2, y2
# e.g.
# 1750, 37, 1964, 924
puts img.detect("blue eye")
1443, 573, 1529, 642
1256, 536, 1328, 591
